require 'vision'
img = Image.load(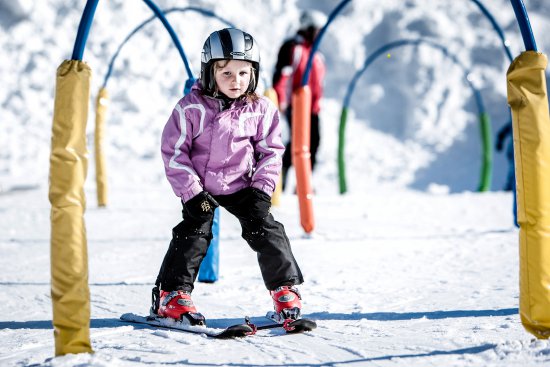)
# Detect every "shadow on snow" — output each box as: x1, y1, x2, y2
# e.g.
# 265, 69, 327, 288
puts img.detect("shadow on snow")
303, 307, 518, 321
0, 307, 518, 330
